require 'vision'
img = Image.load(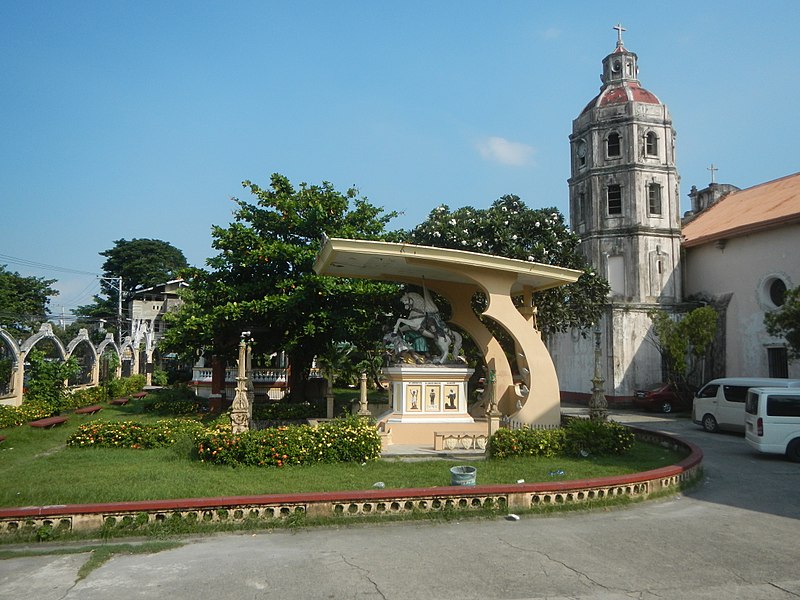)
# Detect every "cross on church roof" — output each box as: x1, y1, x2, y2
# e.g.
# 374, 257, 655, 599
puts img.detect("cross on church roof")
613, 23, 626, 47
708, 163, 718, 184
